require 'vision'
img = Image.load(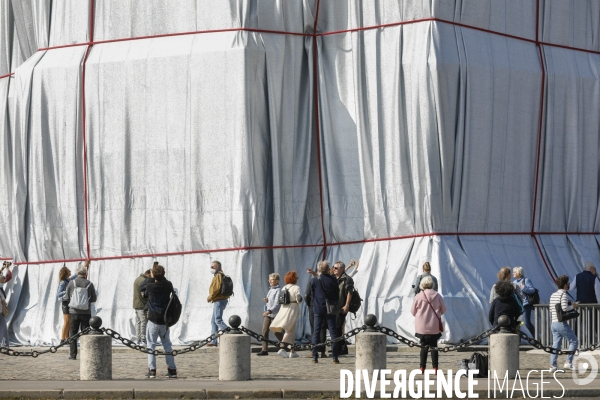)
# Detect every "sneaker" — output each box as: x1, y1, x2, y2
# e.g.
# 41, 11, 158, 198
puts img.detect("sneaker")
68, 356, 77, 360
312, 358, 318, 364
165, 368, 177, 379
145, 369, 156, 379
289, 352, 299, 358
256, 351, 268, 356
333, 358, 340, 364
549, 366, 558, 373
277, 349, 288, 358
563, 363, 575, 371
206, 343, 217, 347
